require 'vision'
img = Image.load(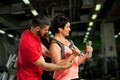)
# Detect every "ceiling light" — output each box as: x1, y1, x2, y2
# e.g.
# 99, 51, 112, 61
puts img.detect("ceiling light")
23, 0, 30, 5
91, 14, 97, 20
95, 4, 101, 11
87, 27, 91, 31
86, 32, 90, 36
31, 9, 38, 16
83, 38, 87, 43
48, 31, 52, 34
83, 41, 86, 43
8, 34, 14, 38
0, 30, 5, 34
118, 32, 120, 35
114, 35, 118, 38
89, 21, 94, 26
84, 38, 87, 41
85, 35, 88, 38
50, 35, 54, 38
